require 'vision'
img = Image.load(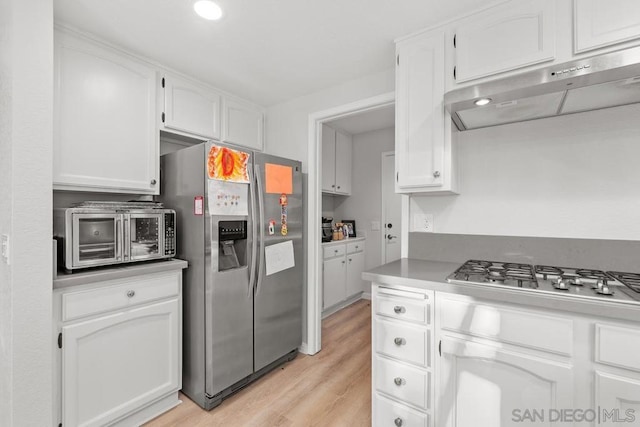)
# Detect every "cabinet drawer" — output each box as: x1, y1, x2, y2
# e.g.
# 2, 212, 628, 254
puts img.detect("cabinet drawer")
375, 318, 429, 367
439, 296, 573, 356
346, 241, 363, 254
596, 323, 640, 372
376, 293, 428, 325
323, 245, 345, 259
62, 271, 180, 321
375, 356, 430, 410
374, 393, 429, 427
